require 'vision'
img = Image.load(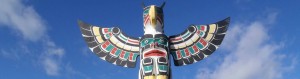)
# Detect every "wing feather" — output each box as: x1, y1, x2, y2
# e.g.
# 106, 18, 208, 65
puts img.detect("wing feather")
168, 17, 230, 66
78, 20, 140, 68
